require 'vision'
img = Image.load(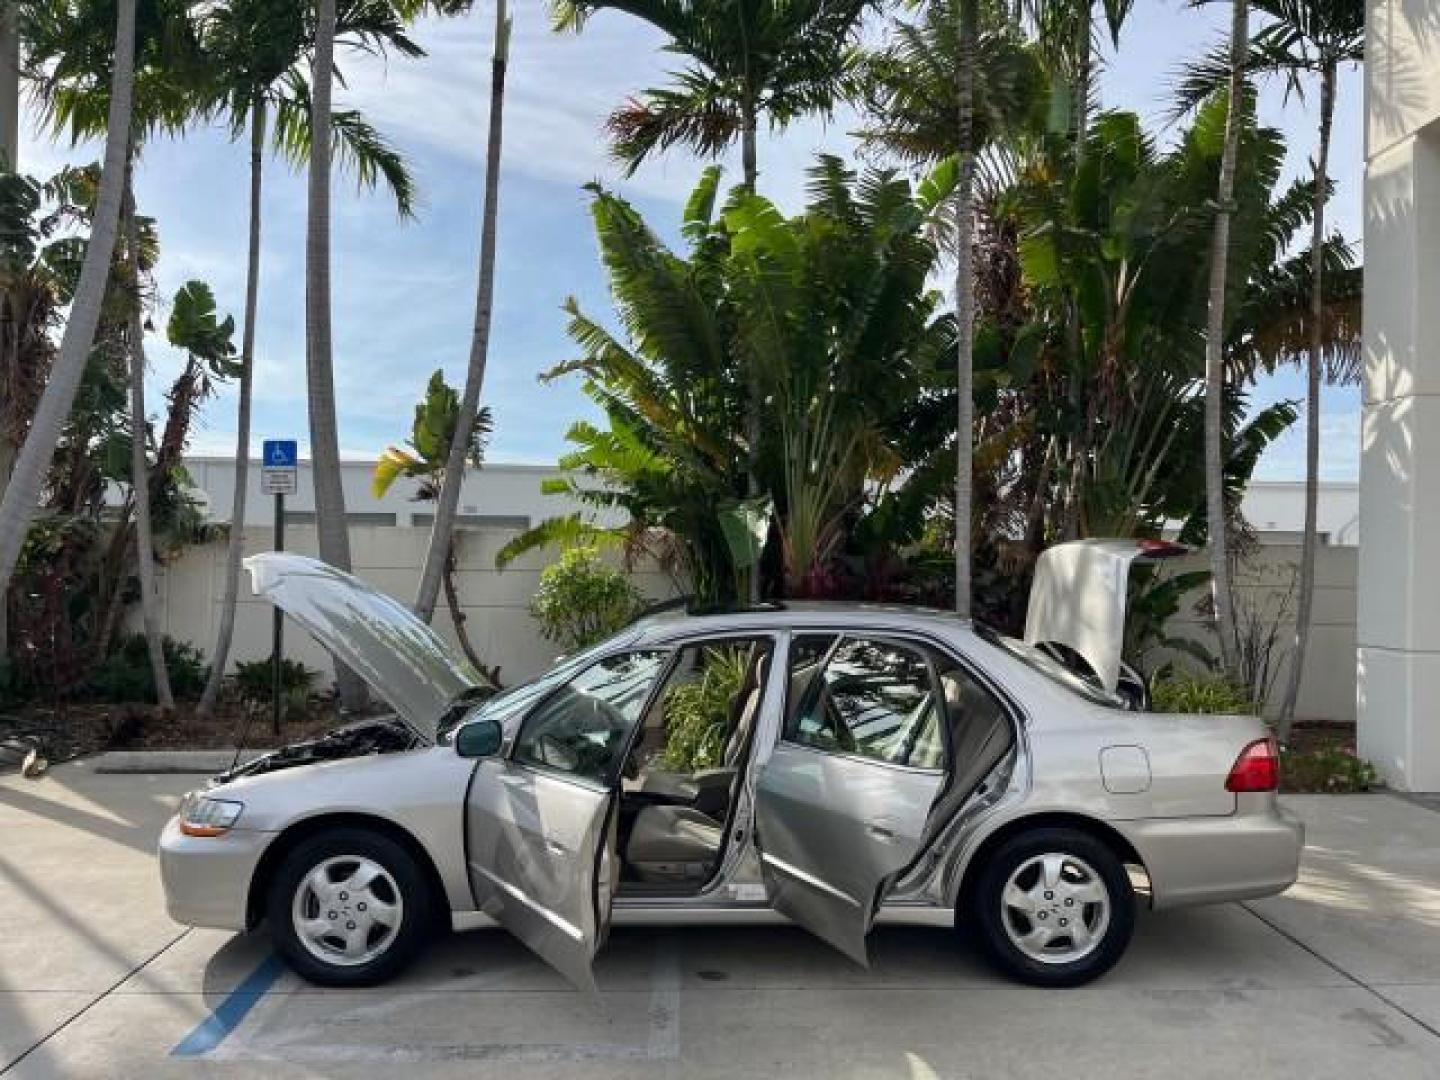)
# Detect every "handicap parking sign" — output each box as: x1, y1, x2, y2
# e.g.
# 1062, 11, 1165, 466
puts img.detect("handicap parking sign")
261, 439, 298, 495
